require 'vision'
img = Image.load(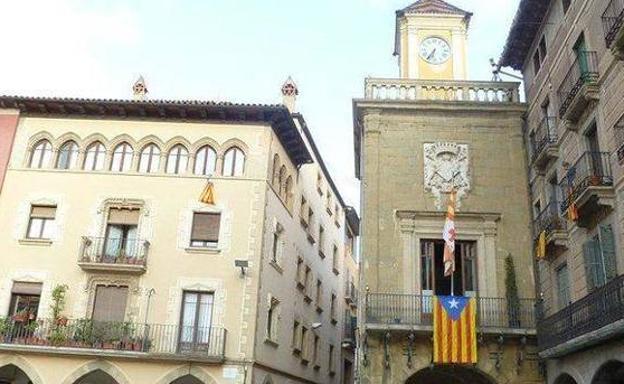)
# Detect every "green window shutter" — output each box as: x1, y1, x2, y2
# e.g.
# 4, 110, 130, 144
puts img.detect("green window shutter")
583, 240, 598, 291
600, 224, 618, 281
